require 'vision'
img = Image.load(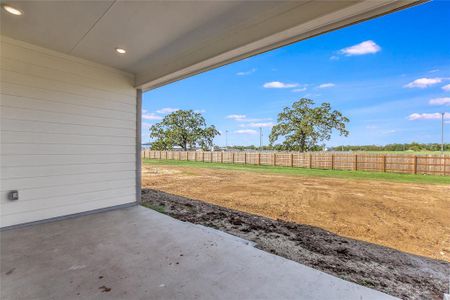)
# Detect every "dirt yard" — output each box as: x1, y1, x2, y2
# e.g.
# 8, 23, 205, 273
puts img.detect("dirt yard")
142, 164, 450, 261
141, 189, 449, 300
